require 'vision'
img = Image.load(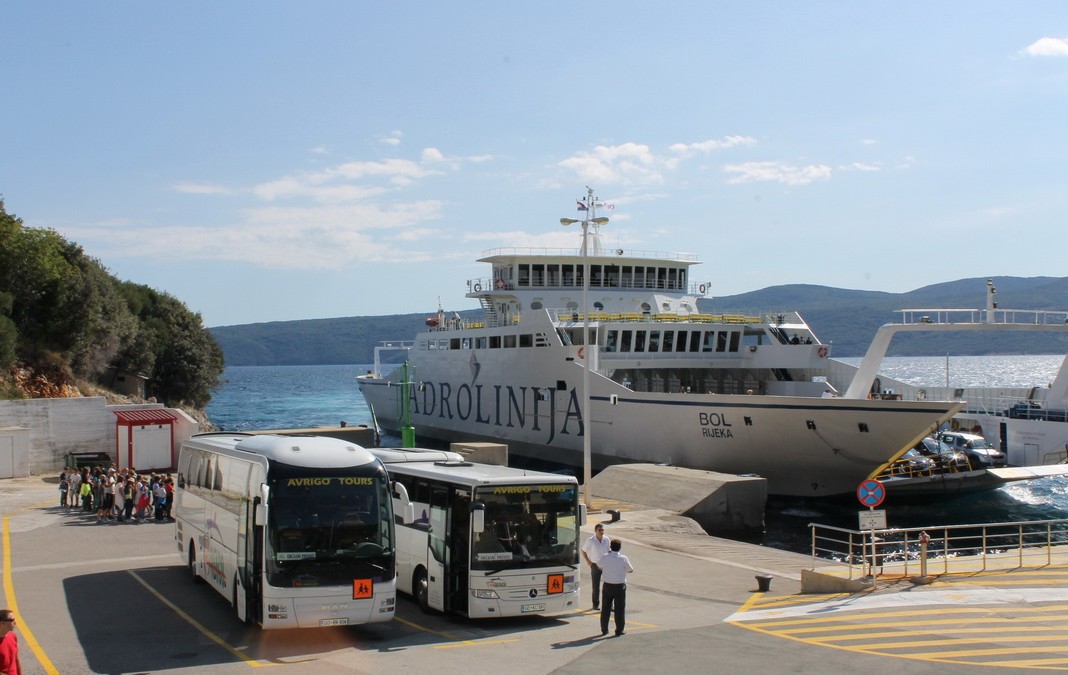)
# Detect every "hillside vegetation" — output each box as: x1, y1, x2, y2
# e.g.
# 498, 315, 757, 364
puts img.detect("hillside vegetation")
0, 200, 224, 406
212, 277, 1068, 366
